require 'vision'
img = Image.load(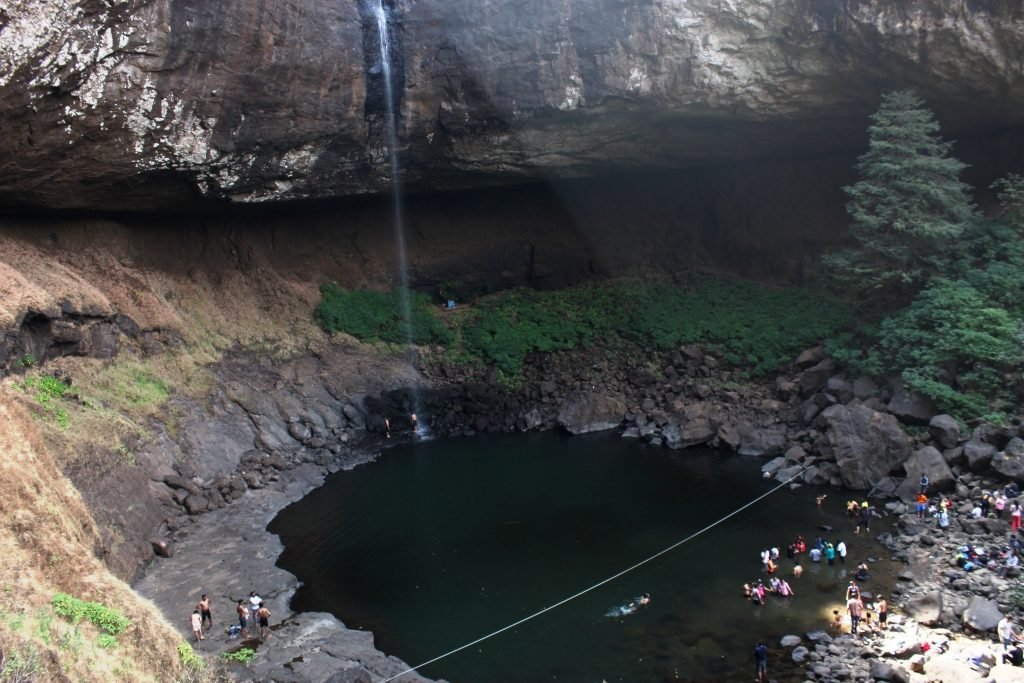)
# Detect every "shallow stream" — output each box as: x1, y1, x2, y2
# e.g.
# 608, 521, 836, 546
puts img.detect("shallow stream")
270, 432, 892, 682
